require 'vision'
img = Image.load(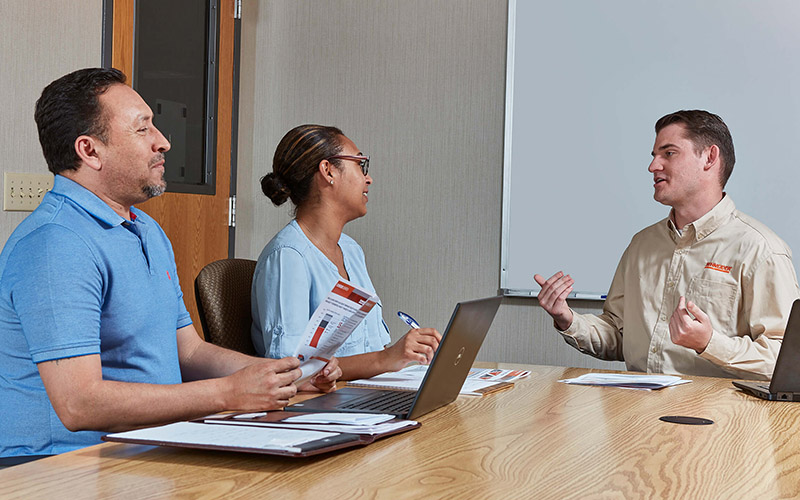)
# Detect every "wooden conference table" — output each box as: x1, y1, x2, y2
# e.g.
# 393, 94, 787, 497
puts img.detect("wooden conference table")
2, 363, 800, 499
